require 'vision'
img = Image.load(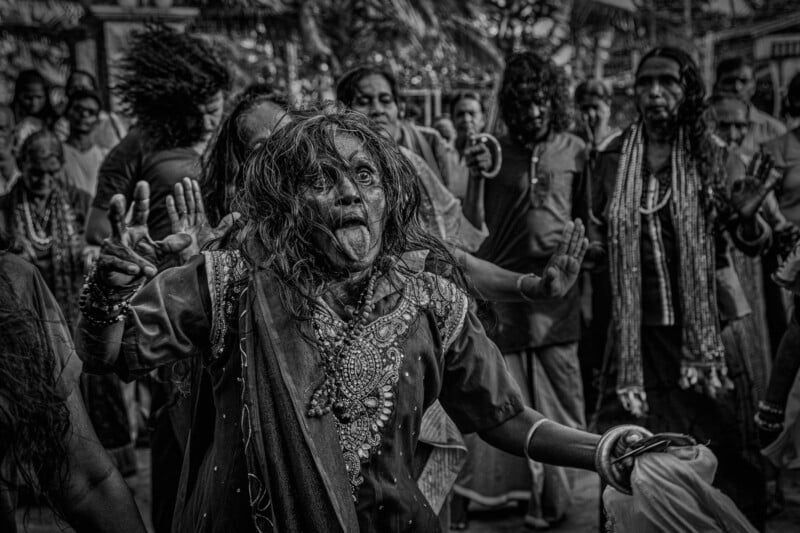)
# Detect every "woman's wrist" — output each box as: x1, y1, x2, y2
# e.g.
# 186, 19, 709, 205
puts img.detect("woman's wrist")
516, 273, 541, 302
